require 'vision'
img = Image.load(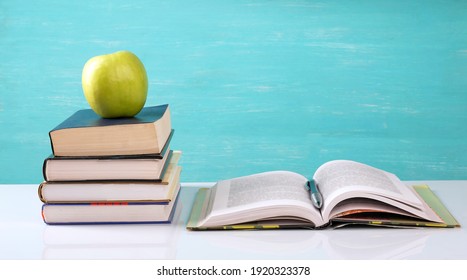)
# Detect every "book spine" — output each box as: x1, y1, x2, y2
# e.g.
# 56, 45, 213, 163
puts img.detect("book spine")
158, 150, 173, 181
38, 183, 46, 203
42, 157, 50, 181
48, 131, 56, 156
